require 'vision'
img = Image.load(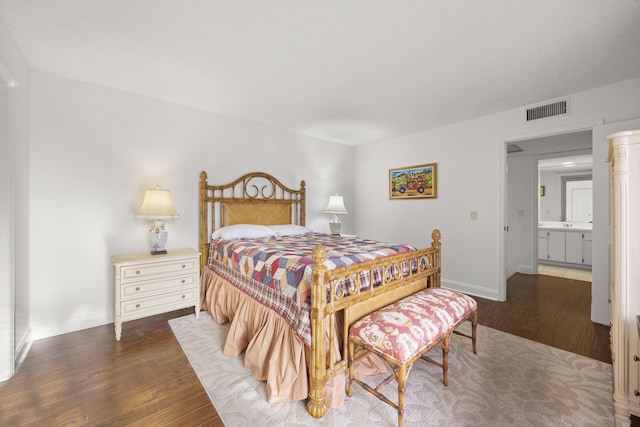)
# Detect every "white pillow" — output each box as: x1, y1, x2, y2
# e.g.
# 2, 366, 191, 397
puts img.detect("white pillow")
270, 224, 313, 237
212, 224, 276, 240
